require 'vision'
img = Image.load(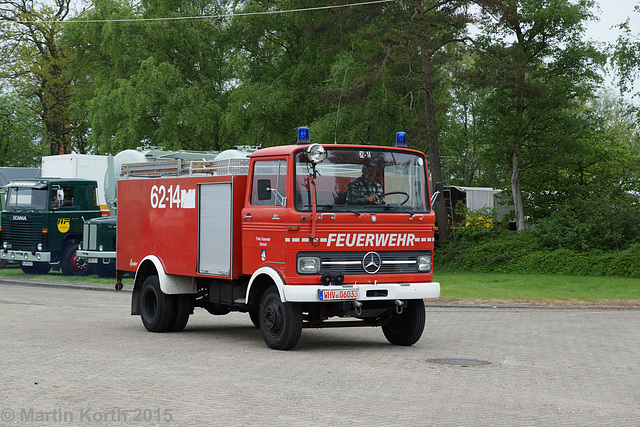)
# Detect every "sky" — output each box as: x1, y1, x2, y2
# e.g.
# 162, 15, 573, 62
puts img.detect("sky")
586, 0, 640, 94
